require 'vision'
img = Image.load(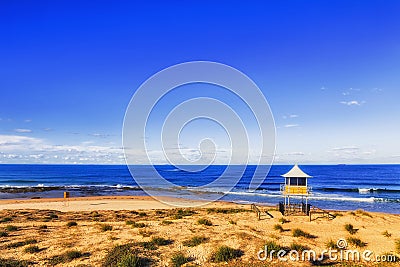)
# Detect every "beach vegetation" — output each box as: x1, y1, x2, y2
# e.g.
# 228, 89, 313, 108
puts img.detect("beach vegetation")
0, 231, 8, 237
290, 242, 309, 252
138, 241, 157, 250
117, 254, 147, 267
170, 209, 196, 219
5, 225, 18, 231
161, 220, 173, 225
228, 219, 237, 225
292, 228, 316, 239
197, 218, 212, 226
155, 210, 165, 215
346, 237, 367, 248
24, 245, 41, 253
206, 208, 249, 214
102, 244, 140, 266
66, 221, 78, 227
138, 229, 153, 237
100, 224, 113, 232
48, 250, 84, 265
273, 224, 285, 232
138, 212, 147, 217
150, 237, 172, 246
0, 217, 12, 223
396, 239, 400, 253
38, 225, 47, 230
264, 240, 286, 253
278, 218, 290, 224
355, 209, 372, 218
170, 252, 191, 267
6, 239, 37, 248
129, 221, 146, 228
182, 236, 208, 247
0, 258, 31, 267
211, 245, 243, 262
344, 224, 358, 235
326, 239, 339, 249
382, 230, 392, 238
